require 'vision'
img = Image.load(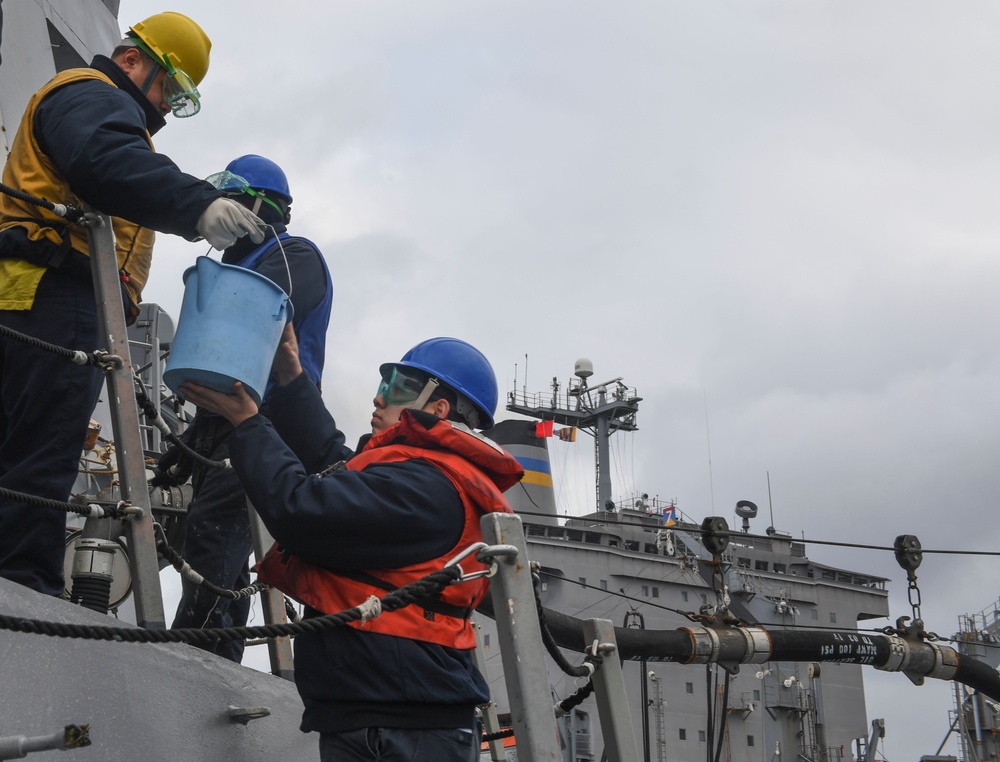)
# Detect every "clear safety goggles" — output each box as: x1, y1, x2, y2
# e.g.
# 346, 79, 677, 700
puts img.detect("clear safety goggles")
132, 38, 201, 118
162, 69, 201, 118
376, 367, 439, 407
204, 171, 285, 217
